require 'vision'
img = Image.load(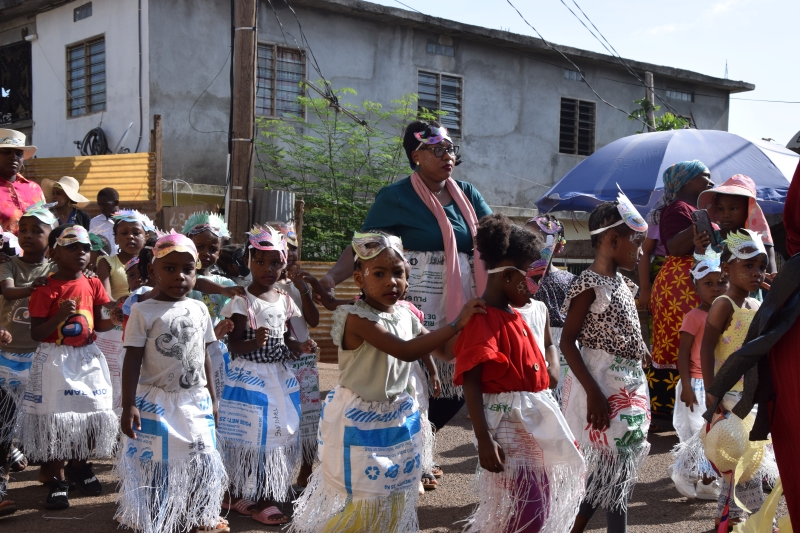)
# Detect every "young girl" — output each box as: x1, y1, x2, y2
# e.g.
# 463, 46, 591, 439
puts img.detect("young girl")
700, 229, 776, 530
290, 232, 484, 533
560, 193, 651, 533
696, 174, 777, 274
125, 256, 146, 293
216, 224, 311, 525
23, 224, 117, 510
117, 232, 228, 533
455, 215, 586, 533
183, 212, 237, 396
0, 202, 57, 516
97, 209, 151, 302
270, 222, 322, 491
669, 250, 728, 501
